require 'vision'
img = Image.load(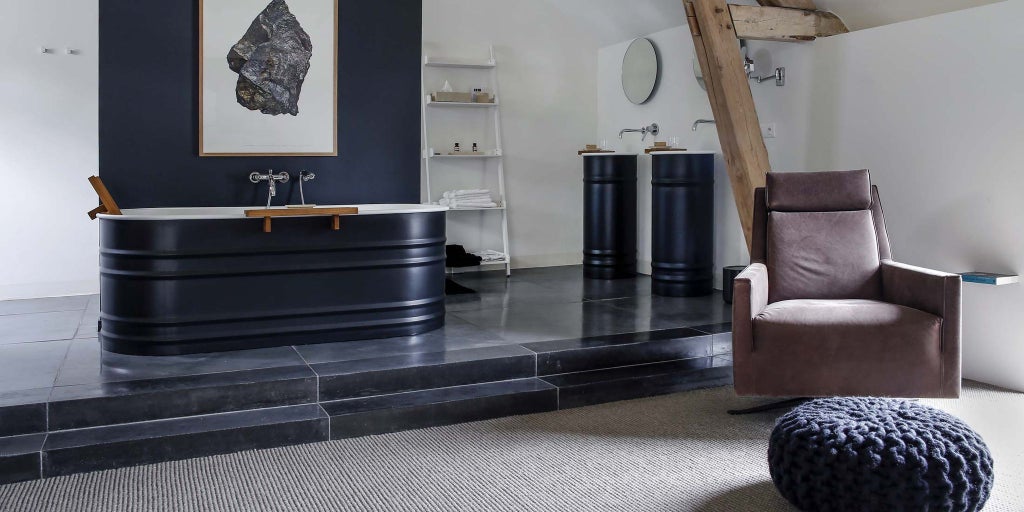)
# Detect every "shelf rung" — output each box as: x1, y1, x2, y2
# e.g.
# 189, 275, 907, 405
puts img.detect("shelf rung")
424, 58, 495, 69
